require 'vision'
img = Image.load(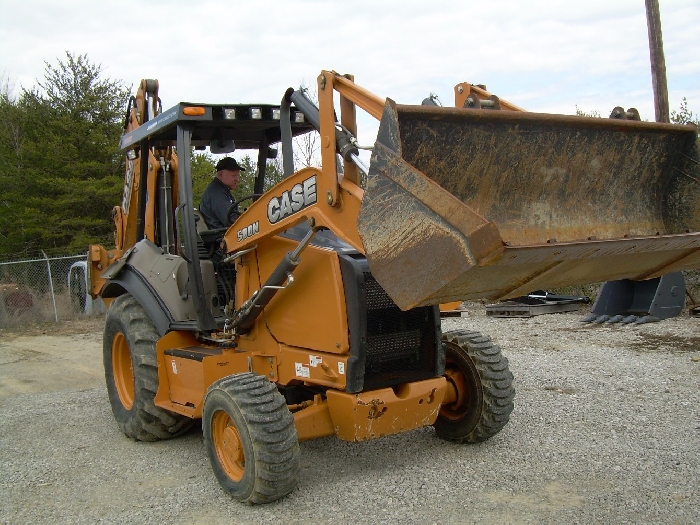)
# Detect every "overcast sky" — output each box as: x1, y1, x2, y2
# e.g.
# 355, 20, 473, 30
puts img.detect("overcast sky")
1, 0, 698, 148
